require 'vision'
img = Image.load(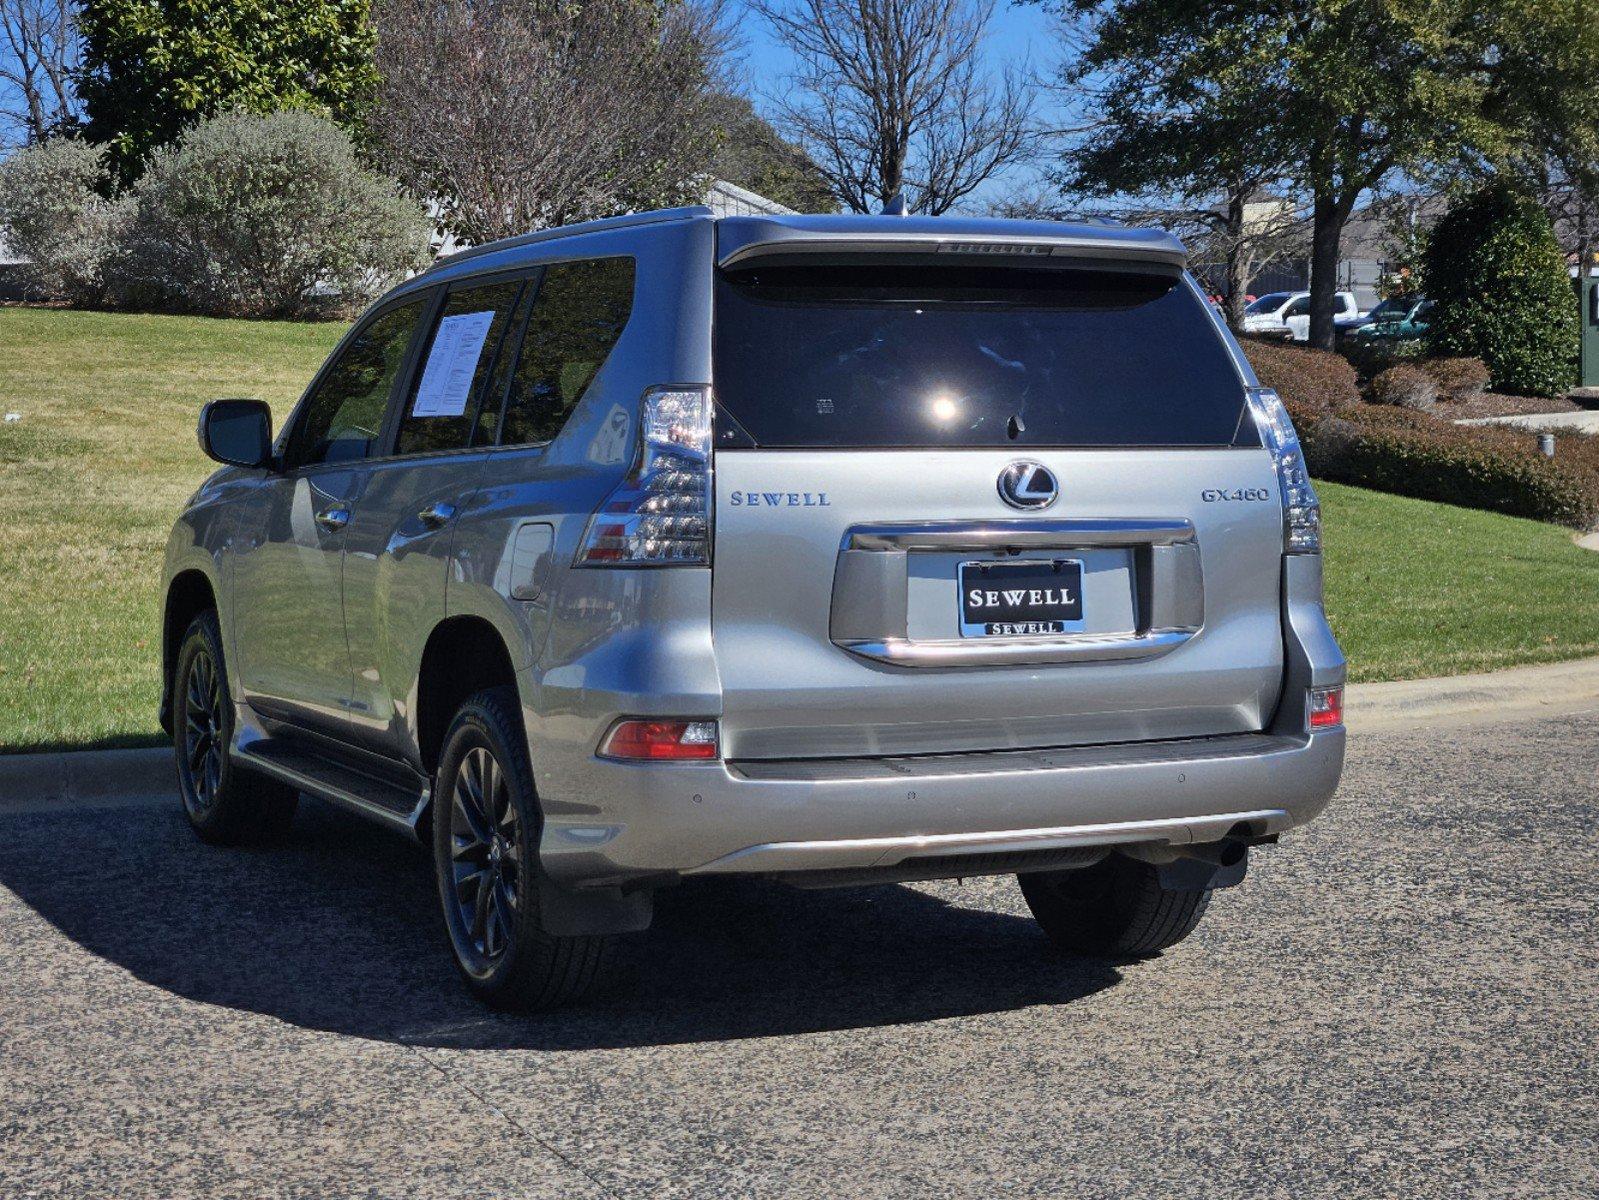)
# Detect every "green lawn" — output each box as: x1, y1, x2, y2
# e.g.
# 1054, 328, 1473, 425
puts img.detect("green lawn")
1319, 480, 1599, 681
2, 306, 1597, 751
0, 307, 339, 752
